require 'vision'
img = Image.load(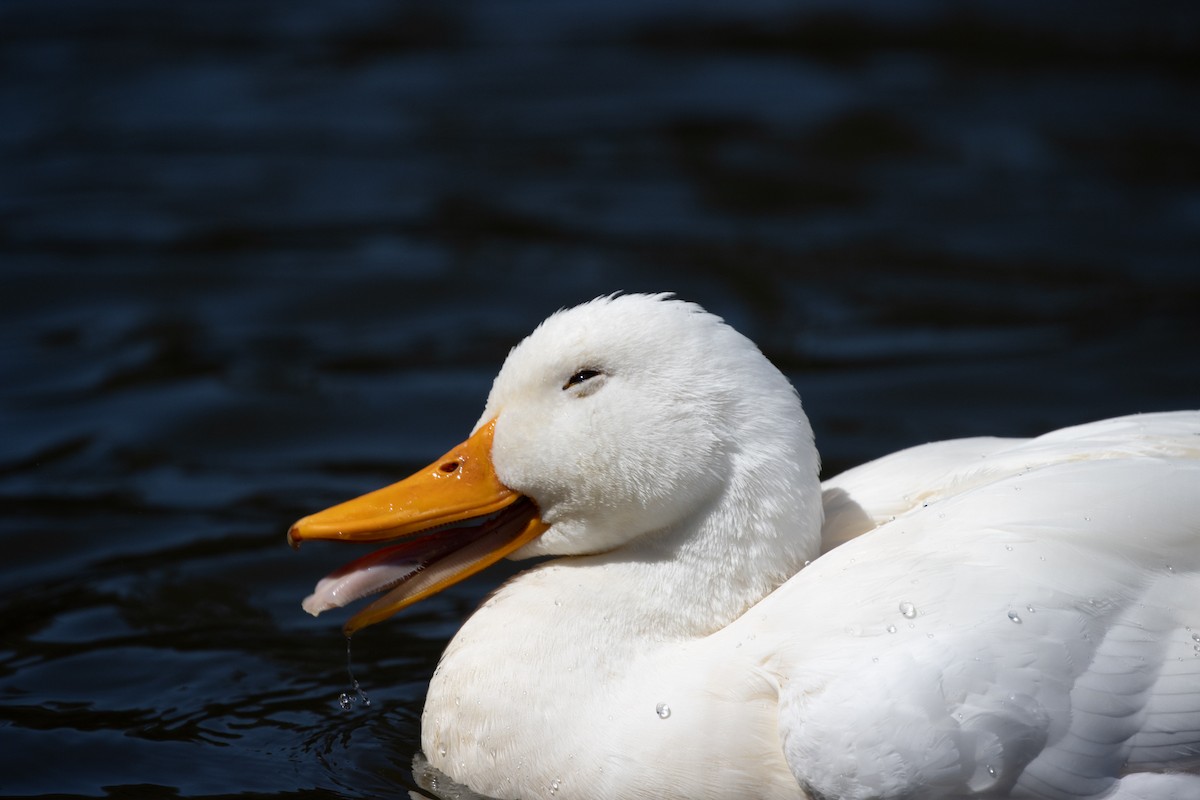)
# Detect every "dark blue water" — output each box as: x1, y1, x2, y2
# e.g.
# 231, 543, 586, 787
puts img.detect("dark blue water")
2, 1, 1198, 797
